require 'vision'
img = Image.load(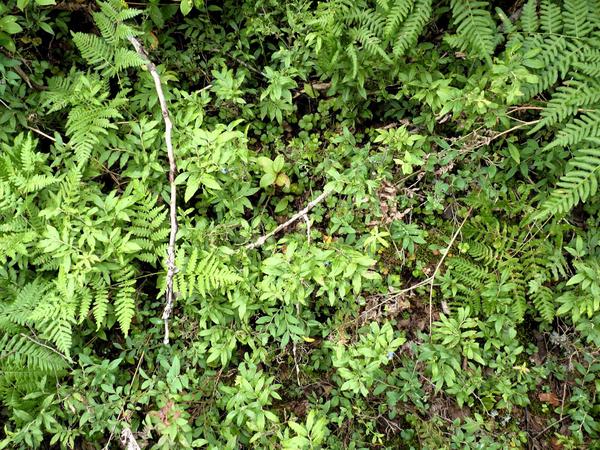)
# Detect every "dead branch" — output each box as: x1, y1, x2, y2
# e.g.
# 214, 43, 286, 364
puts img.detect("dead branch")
120, 427, 141, 450
246, 189, 332, 250
19, 333, 72, 364
428, 208, 472, 334
128, 36, 178, 345
361, 207, 472, 327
